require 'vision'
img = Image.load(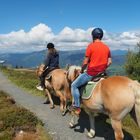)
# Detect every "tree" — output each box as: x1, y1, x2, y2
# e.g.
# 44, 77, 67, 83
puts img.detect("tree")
125, 42, 140, 81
